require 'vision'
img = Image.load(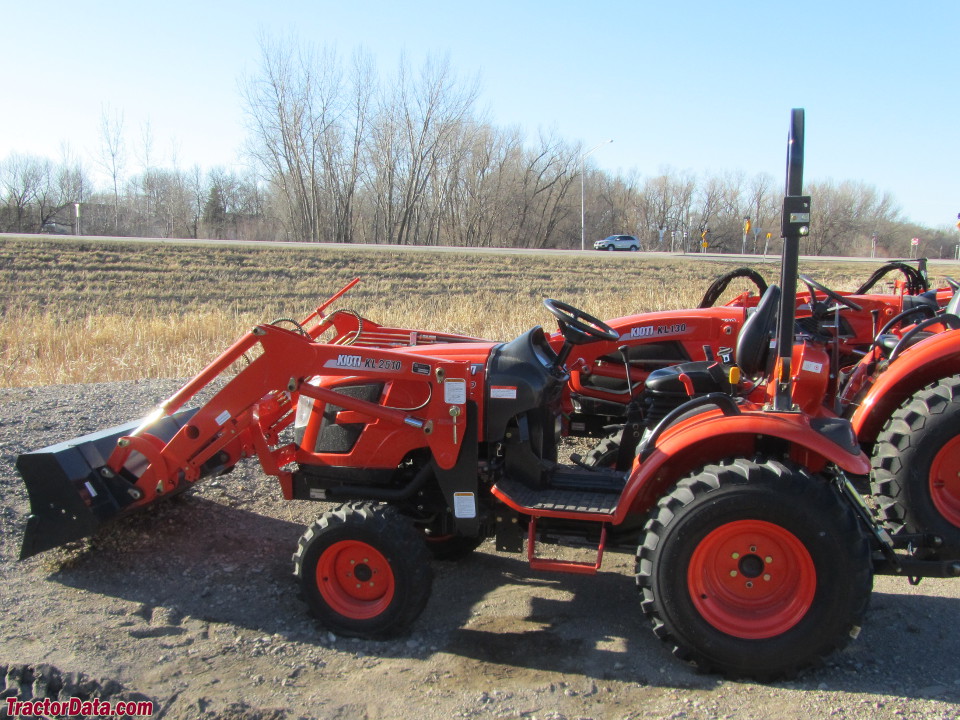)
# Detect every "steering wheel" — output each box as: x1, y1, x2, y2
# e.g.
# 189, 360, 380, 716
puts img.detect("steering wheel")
890, 314, 960, 363
799, 274, 863, 313
875, 305, 937, 341
543, 299, 619, 345
698, 267, 769, 308
854, 261, 929, 295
